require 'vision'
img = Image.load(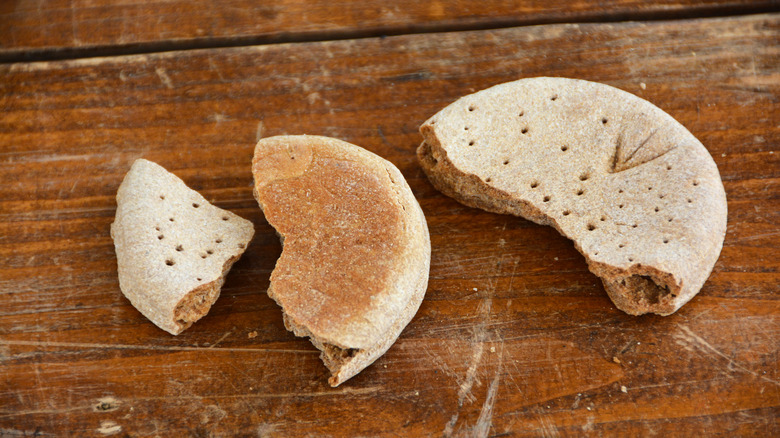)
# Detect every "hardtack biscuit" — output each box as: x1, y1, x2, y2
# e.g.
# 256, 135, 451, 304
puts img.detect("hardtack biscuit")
111, 159, 254, 334
253, 135, 430, 386
418, 77, 727, 315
